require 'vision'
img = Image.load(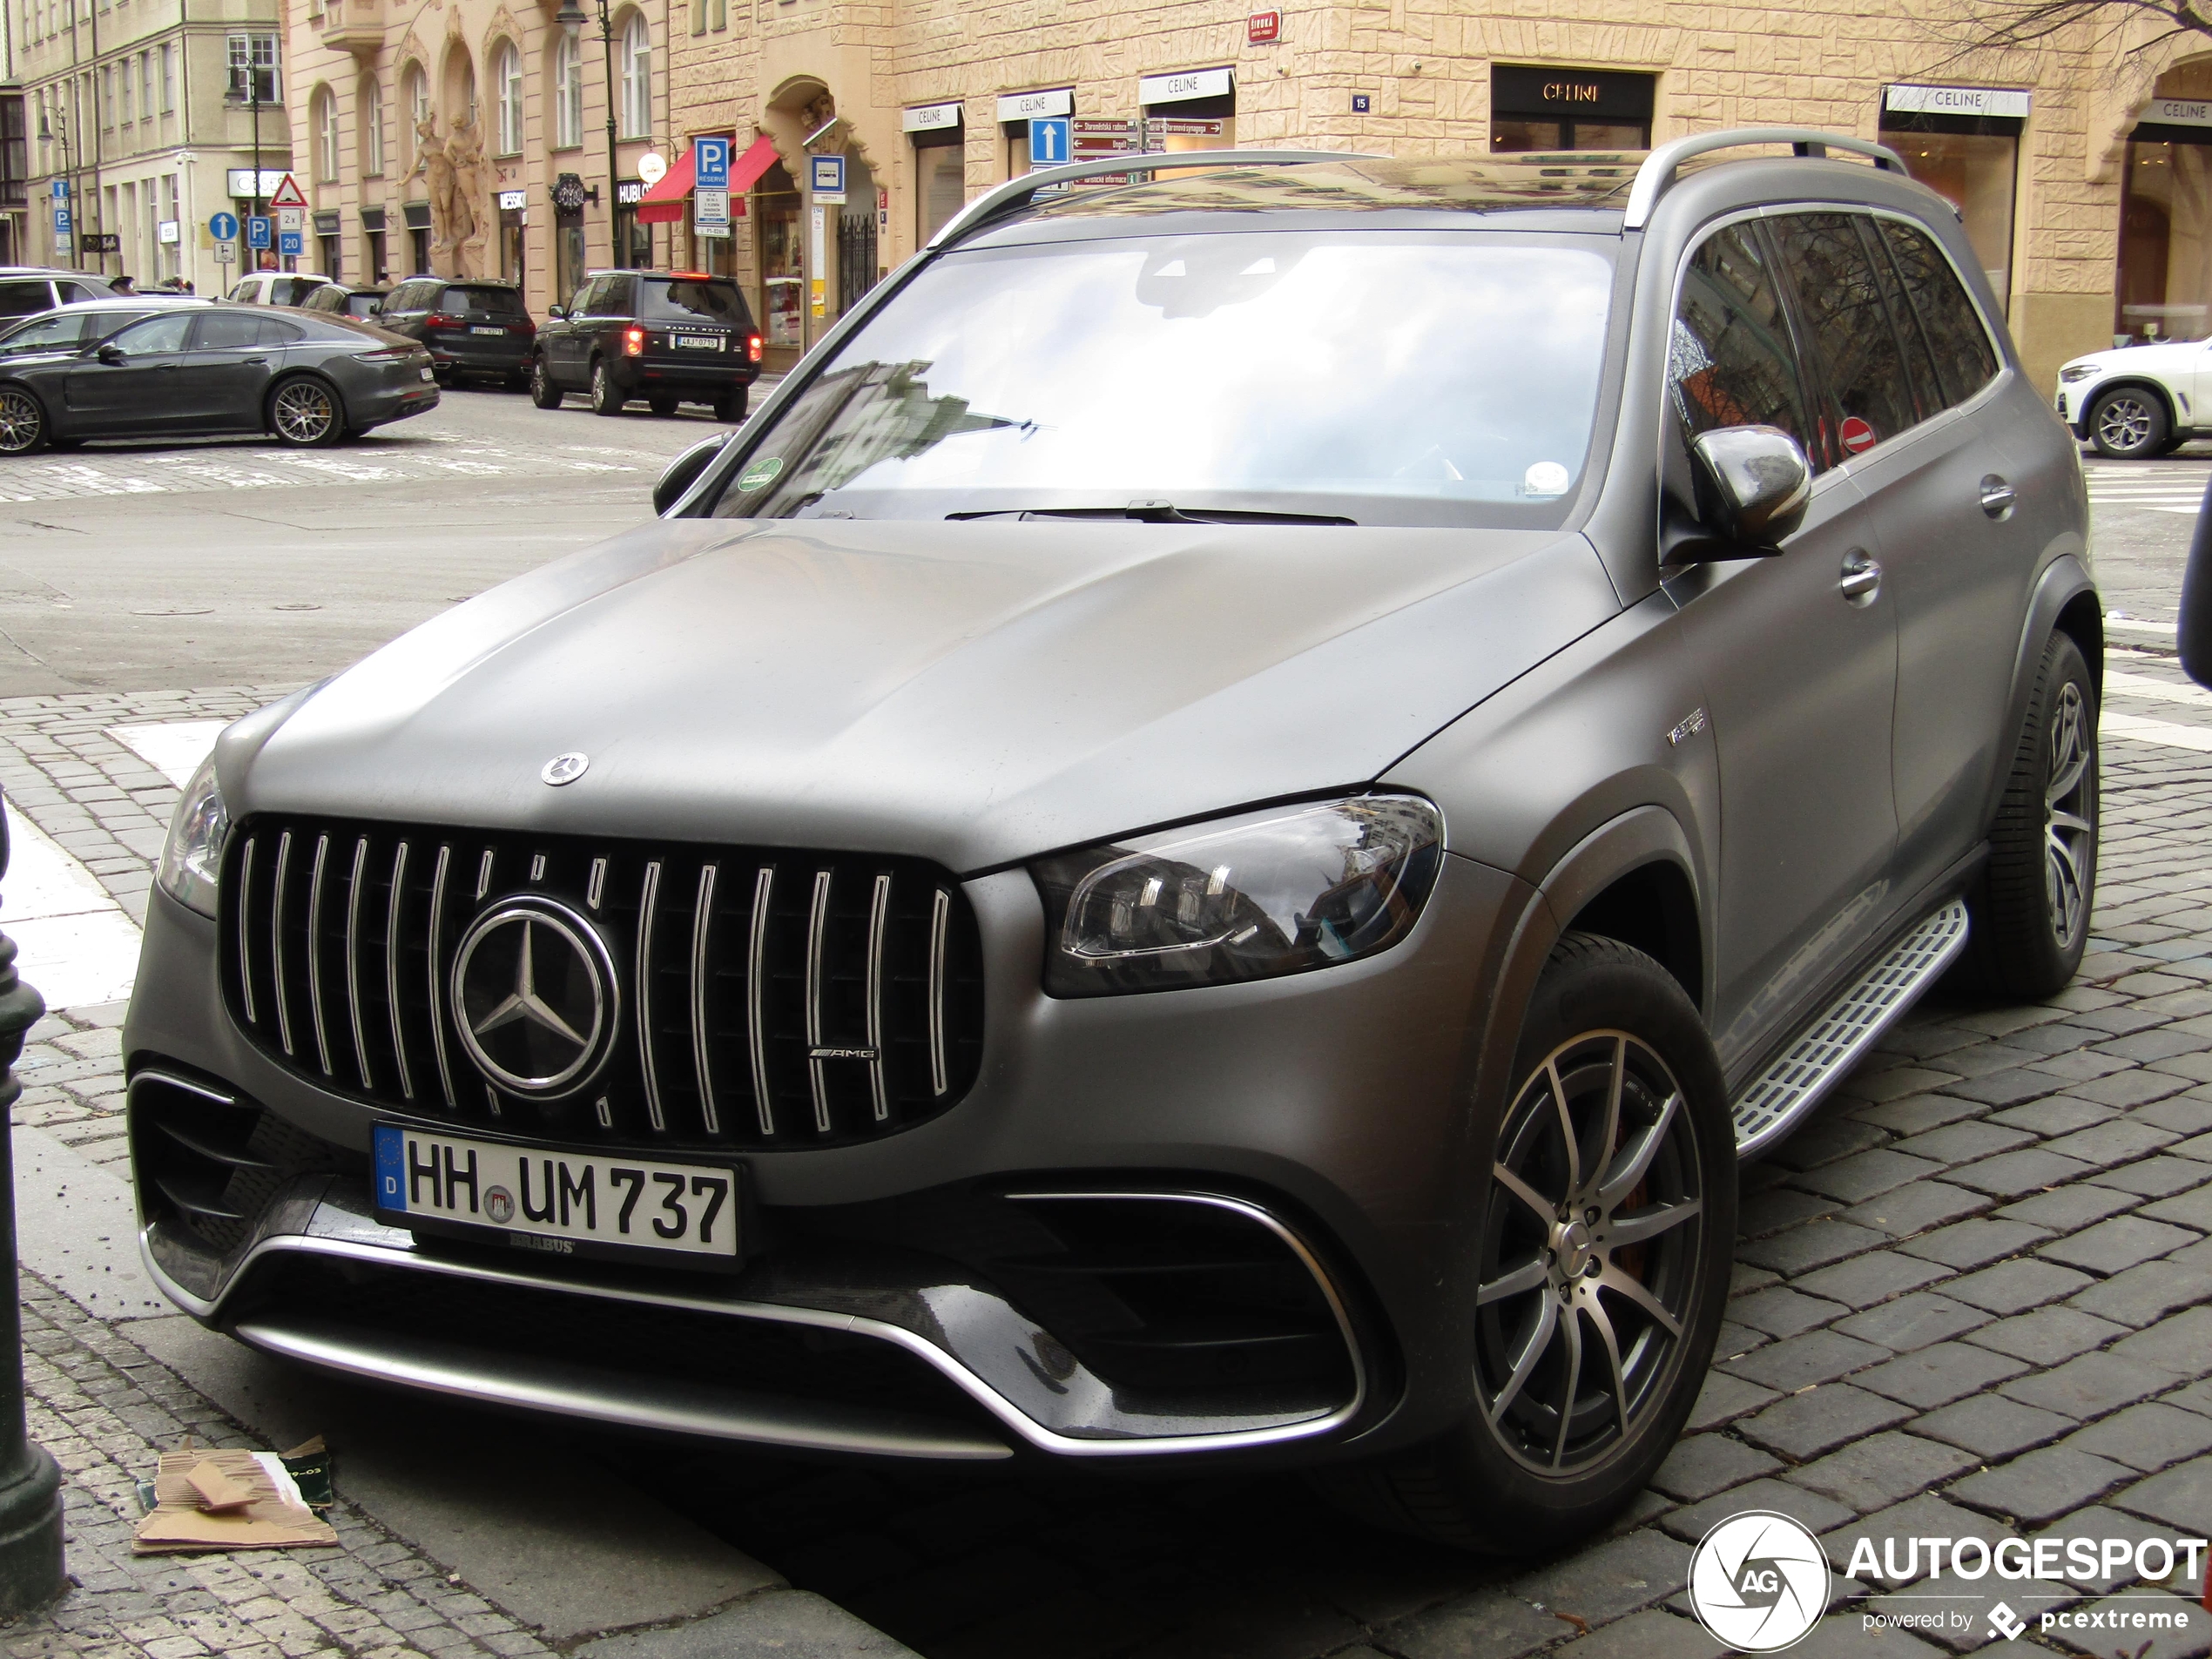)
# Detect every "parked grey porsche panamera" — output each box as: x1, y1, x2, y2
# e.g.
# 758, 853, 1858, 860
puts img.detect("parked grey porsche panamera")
125, 129, 2098, 1553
